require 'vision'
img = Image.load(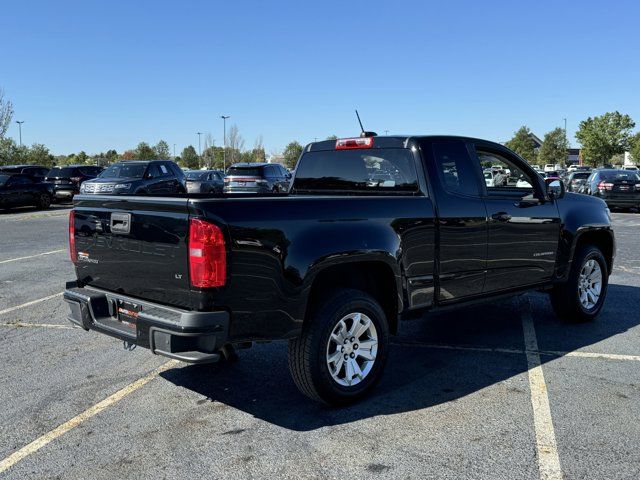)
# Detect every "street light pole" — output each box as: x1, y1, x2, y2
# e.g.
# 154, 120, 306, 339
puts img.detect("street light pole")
173, 144, 176, 158
196, 132, 203, 156
220, 115, 230, 172
16, 121, 25, 146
